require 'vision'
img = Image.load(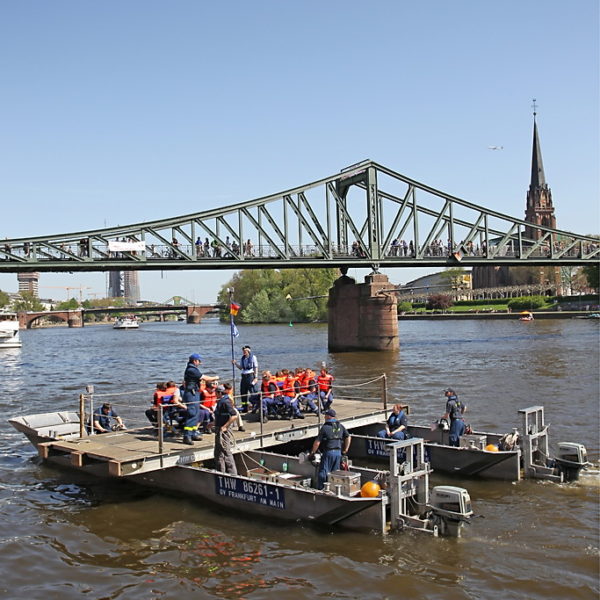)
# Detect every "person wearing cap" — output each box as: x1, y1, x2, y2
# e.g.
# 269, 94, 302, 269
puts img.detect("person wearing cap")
377, 403, 408, 440
309, 409, 351, 489
91, 402, 125, 434
232, 345, 258, 414
213, 382, 238, 475
442, 388, 466, 447
181, 353, 219, 445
